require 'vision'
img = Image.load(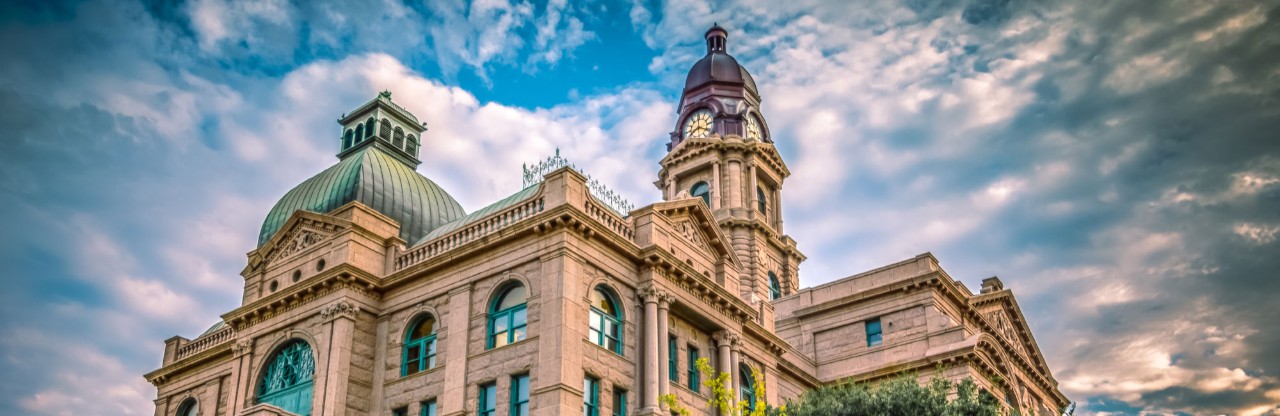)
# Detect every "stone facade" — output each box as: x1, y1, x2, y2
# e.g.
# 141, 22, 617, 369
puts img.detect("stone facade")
146, 26, 1067, 416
